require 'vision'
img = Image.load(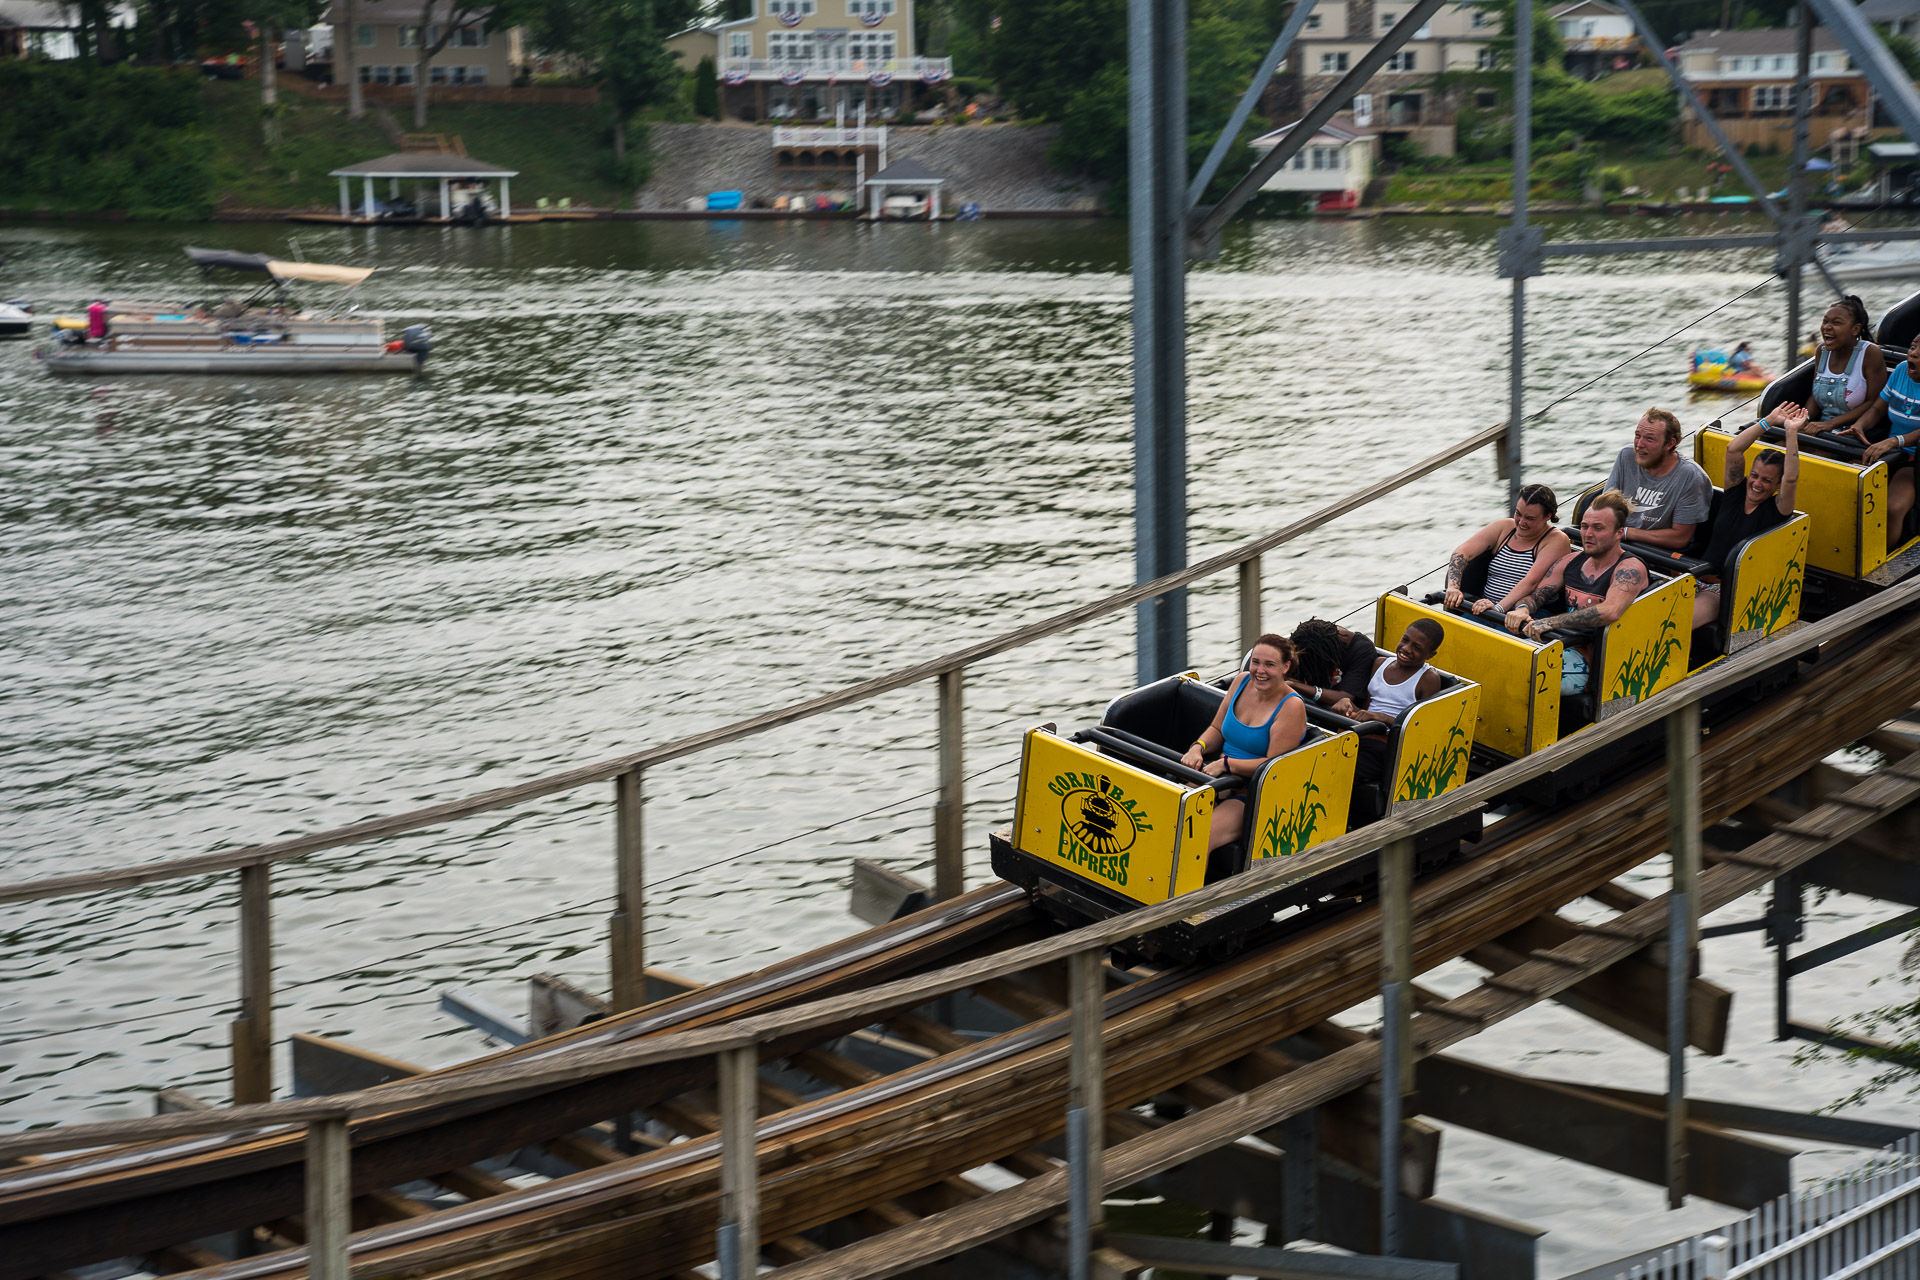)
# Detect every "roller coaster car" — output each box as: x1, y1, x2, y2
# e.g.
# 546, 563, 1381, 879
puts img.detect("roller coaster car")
989, 667, 1481, 963
1690, 426, 1920, 612
1394, 506, 1809, 802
